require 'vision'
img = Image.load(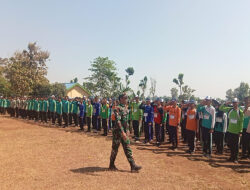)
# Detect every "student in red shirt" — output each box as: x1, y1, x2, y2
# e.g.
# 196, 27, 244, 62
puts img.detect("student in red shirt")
185, 100, 199, 154
154, 98, 164, 146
